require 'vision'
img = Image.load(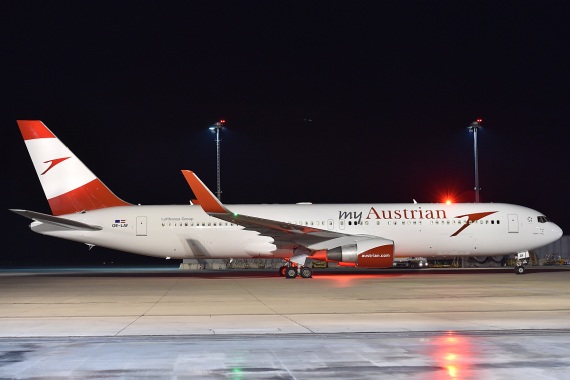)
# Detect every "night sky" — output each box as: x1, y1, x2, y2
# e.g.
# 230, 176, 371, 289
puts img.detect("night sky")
2, 1, 569, 266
